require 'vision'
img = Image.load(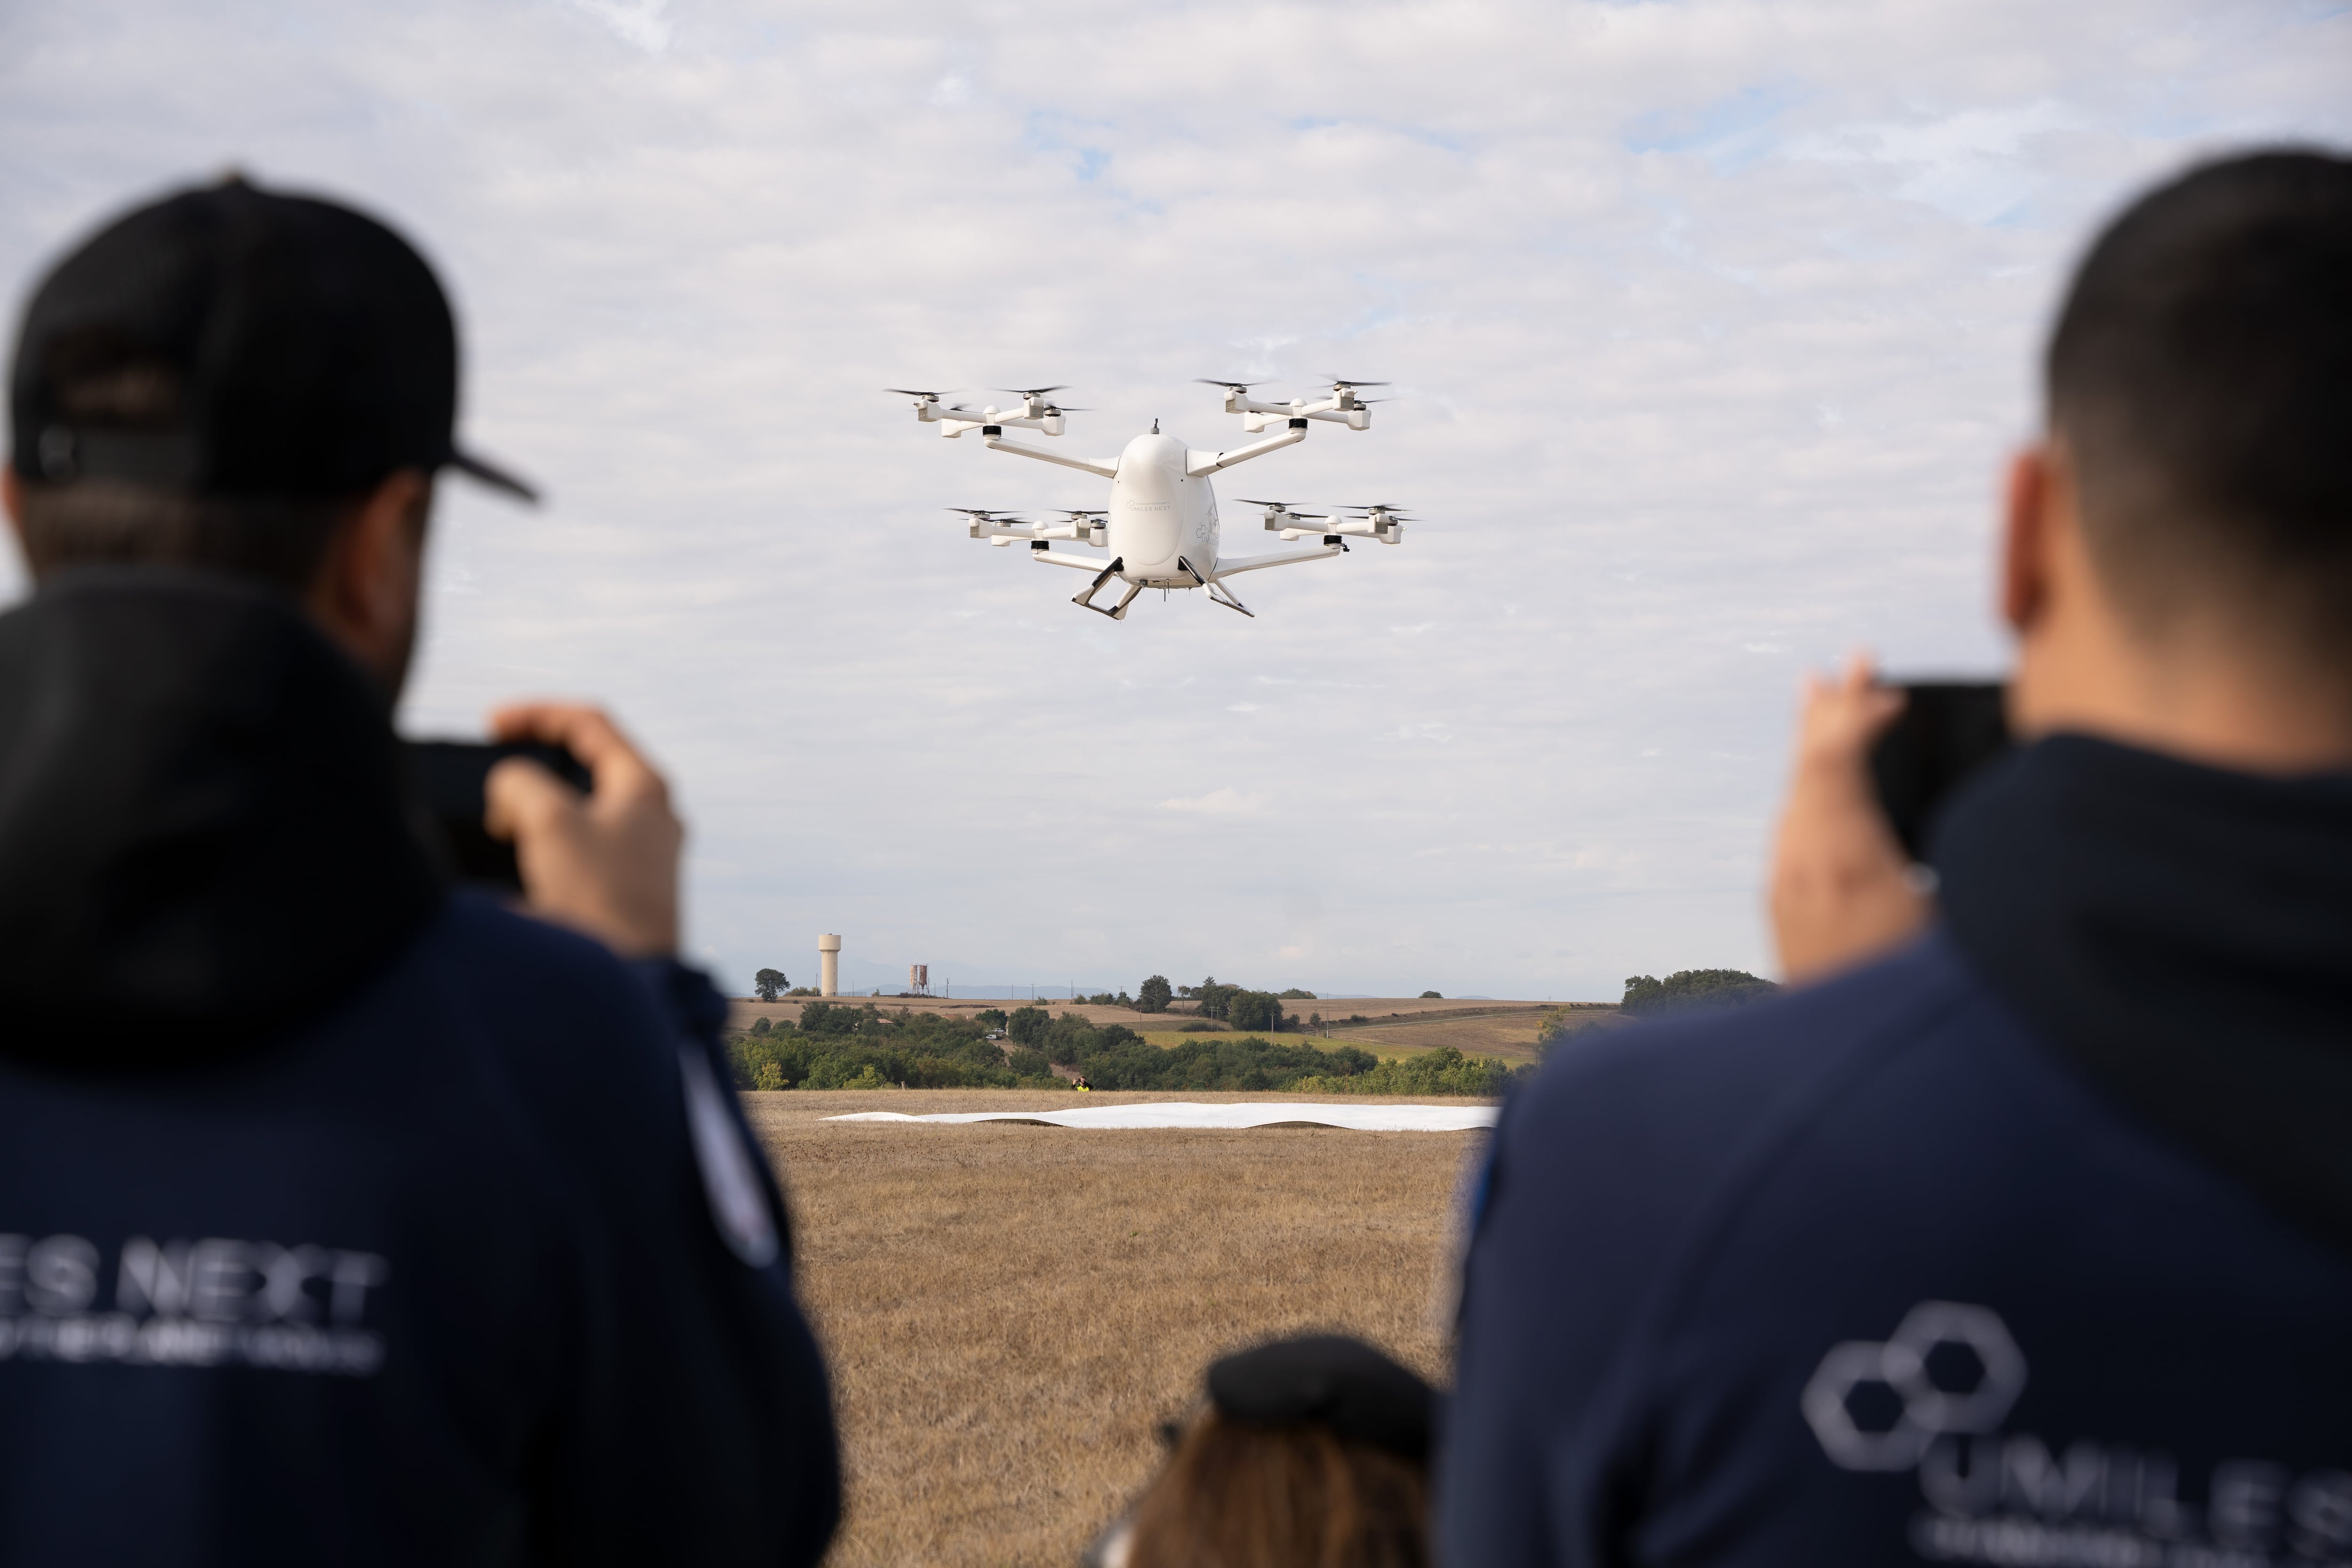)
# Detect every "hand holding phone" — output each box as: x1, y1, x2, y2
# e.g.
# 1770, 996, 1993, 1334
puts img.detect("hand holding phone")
1866, 682, 2011, 862
405, 739, 591, 892
1770, 658, 1936, 983
482, 703, 683, 959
